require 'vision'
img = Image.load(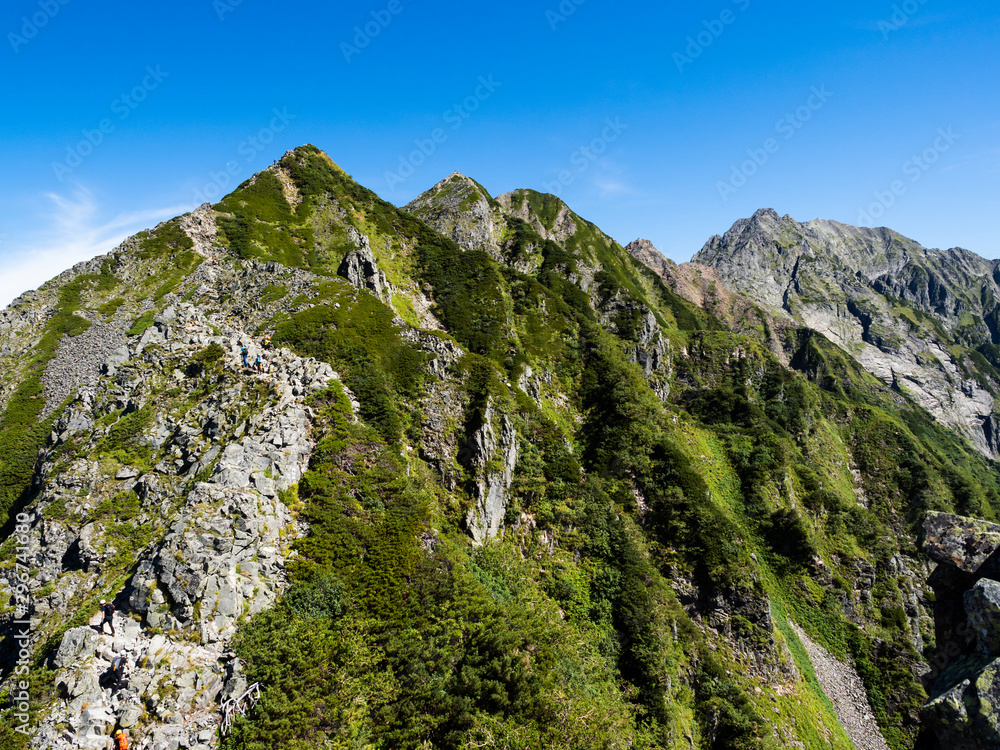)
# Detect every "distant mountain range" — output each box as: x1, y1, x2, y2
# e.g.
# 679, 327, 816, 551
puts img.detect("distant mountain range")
690, 208, 1000, 458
